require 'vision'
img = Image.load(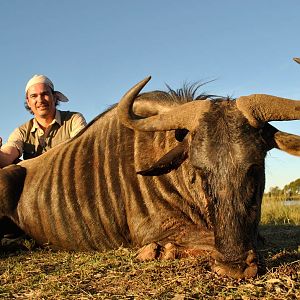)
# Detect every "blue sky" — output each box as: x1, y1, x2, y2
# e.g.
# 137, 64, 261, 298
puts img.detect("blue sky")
0, 0, 299, 191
